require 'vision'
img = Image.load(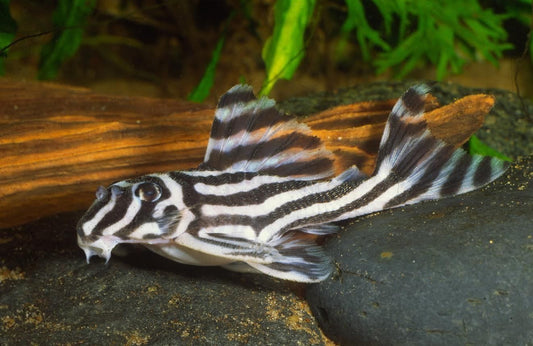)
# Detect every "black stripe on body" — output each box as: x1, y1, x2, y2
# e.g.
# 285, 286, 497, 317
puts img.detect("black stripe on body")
154, 205, 181, 236
177, 171, 255, 185
183, 221, 261, 252
259, 181, 361, 226
114, 201, 157, 239
193, 214, 255, 228
277, 174, 399, 231
169, 171, 355, 238
175, 166, 371, 238
160, 173, 201, 214
196, 180, 312, 206
77, 200, 107, 237
93, 187, 132, 236
170, 171, 309, 208
112, 176, 173, 239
